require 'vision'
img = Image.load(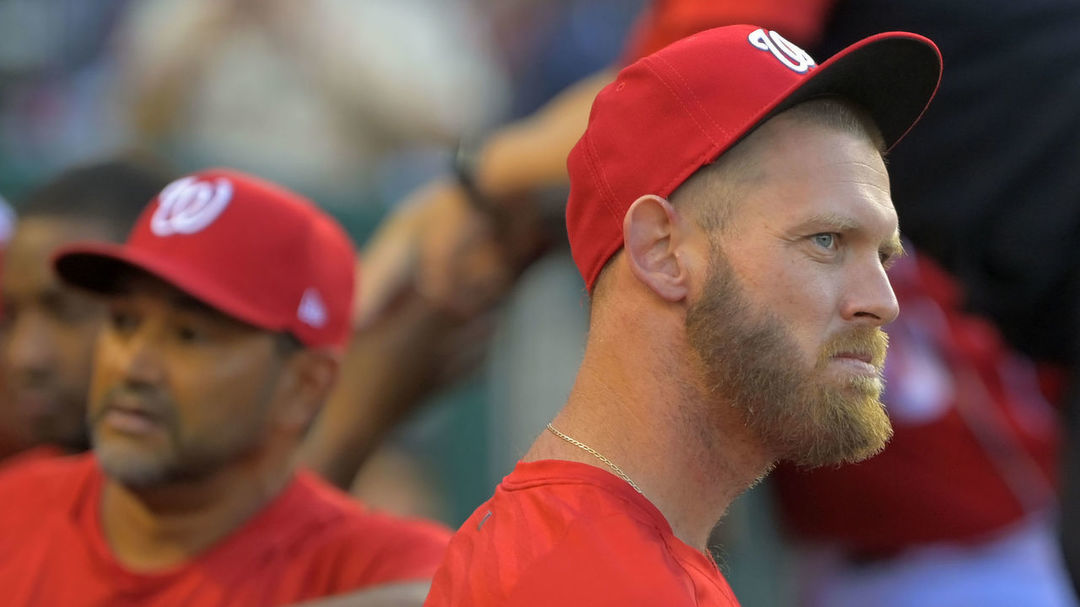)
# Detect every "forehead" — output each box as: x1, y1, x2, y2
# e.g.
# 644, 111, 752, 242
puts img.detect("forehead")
111, 271, 244, 326
725, 115, 896, 235
3, 217, 113, 291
